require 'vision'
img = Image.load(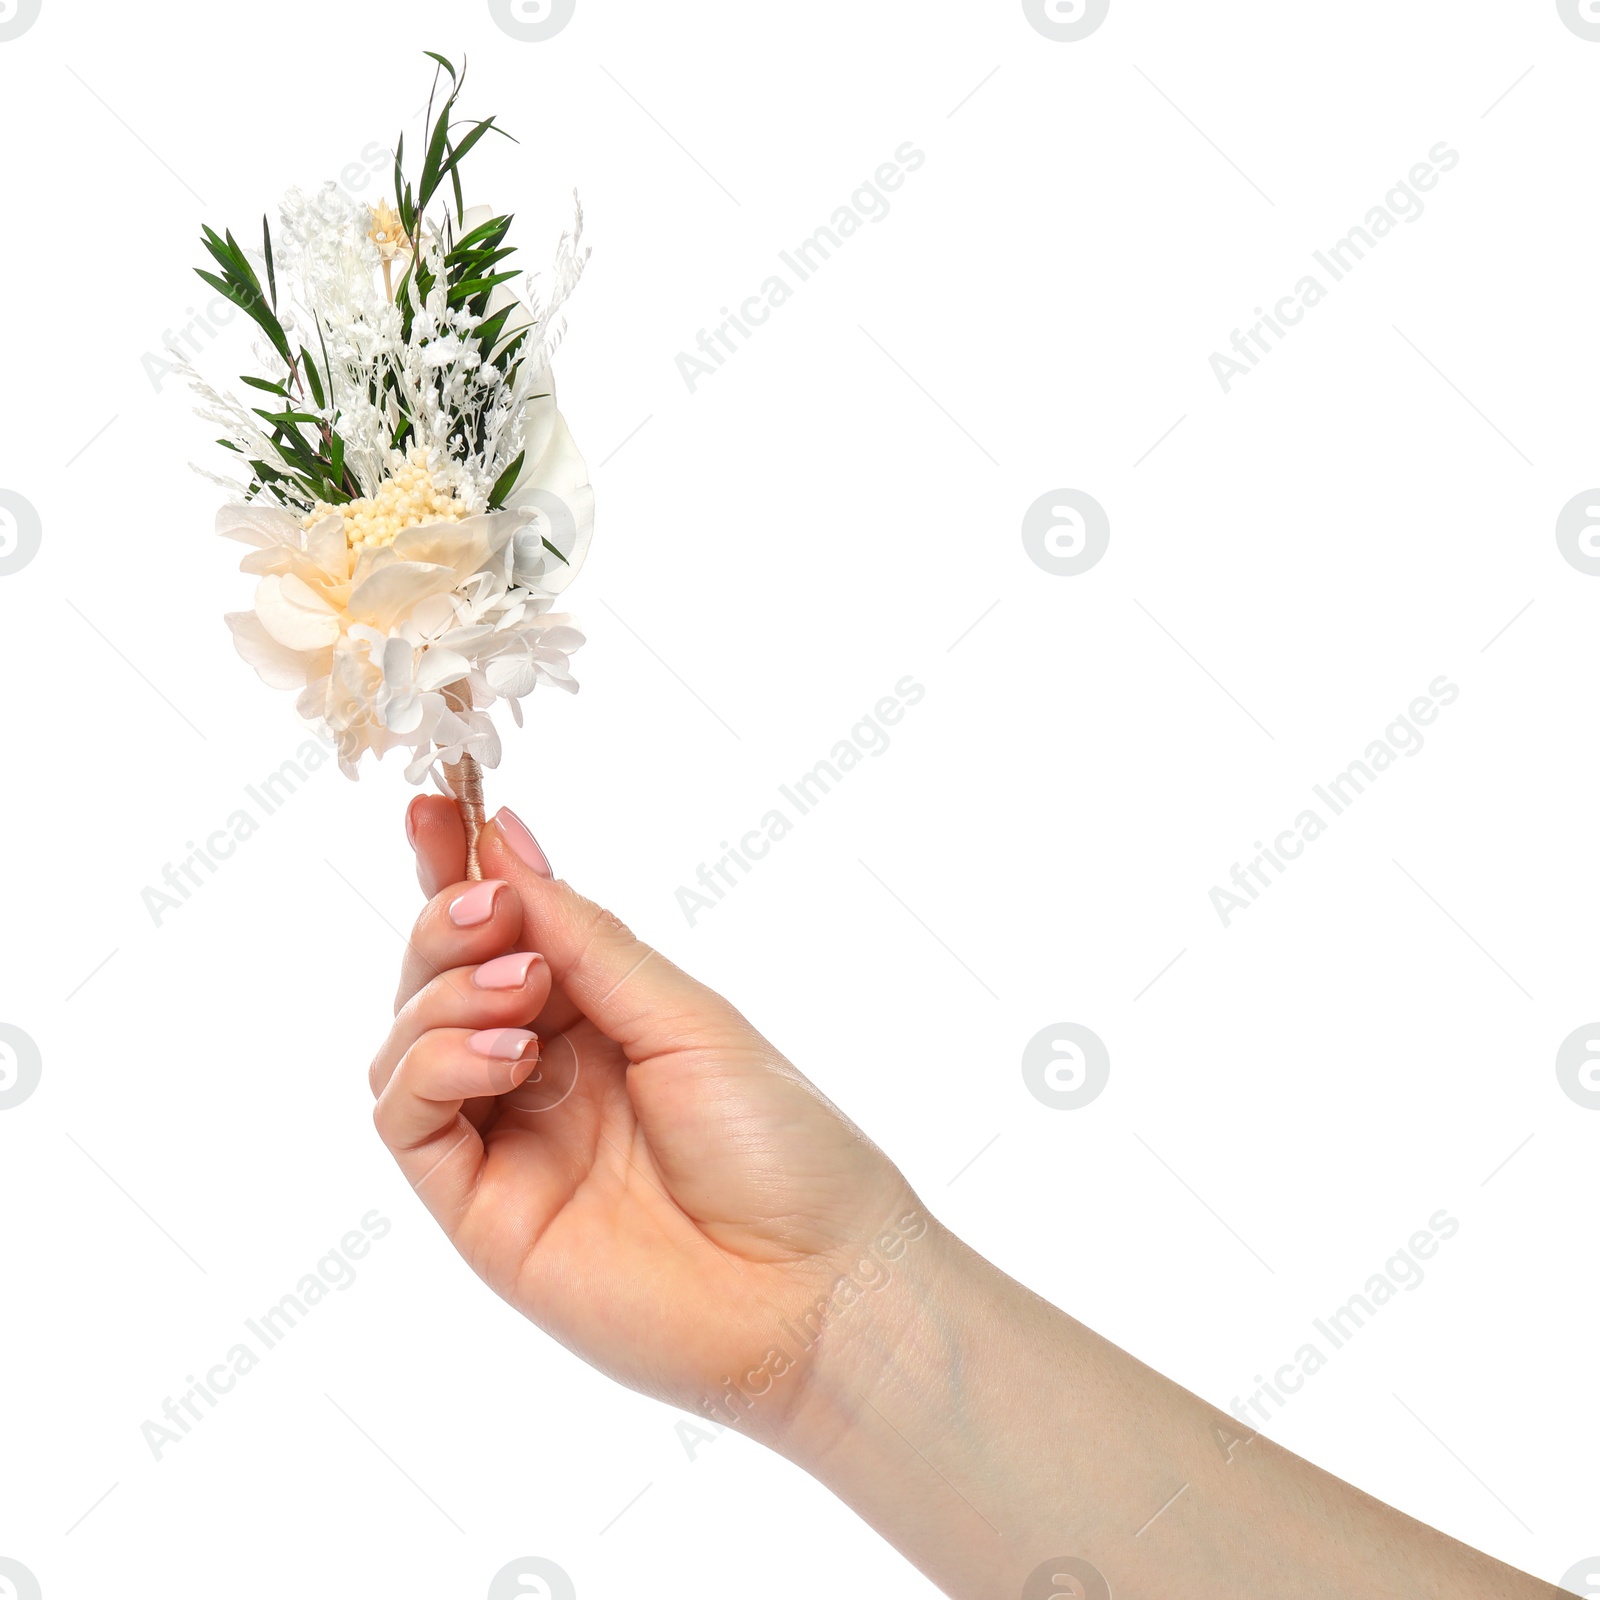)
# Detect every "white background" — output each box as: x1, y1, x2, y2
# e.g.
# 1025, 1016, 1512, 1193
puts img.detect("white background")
0, 1, 1596, 1596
